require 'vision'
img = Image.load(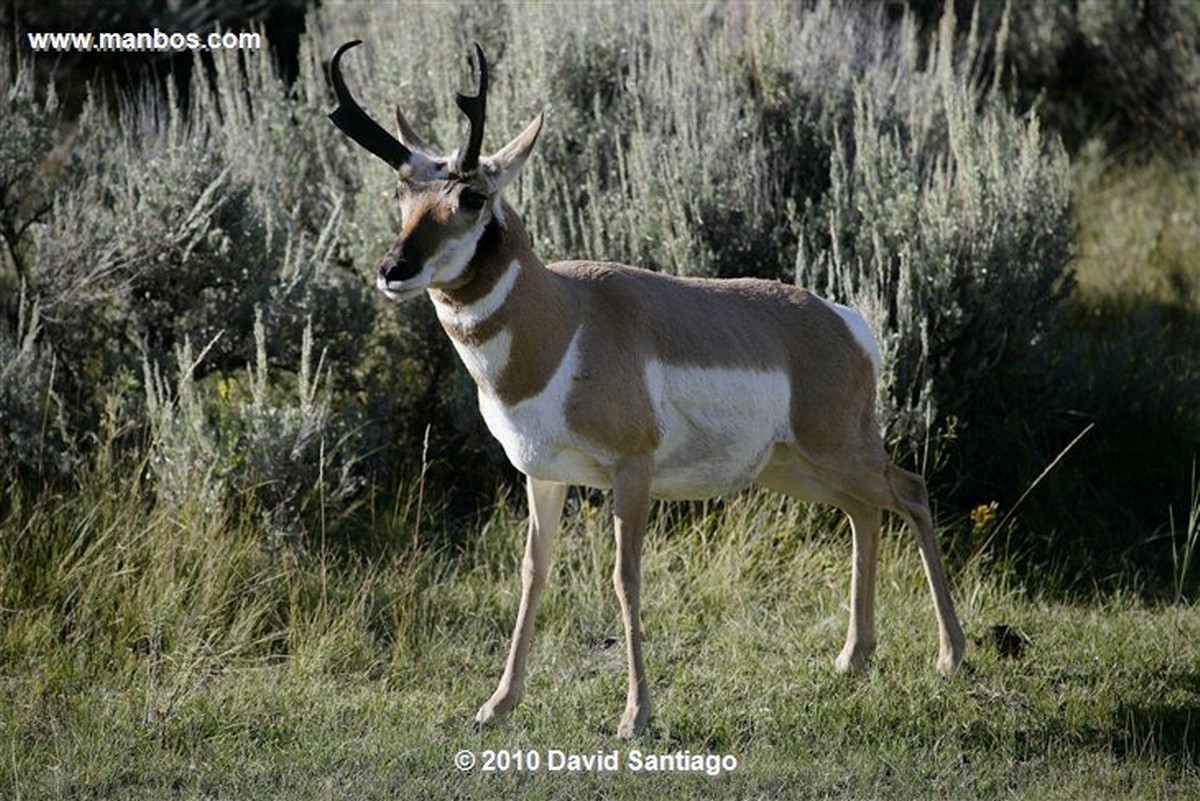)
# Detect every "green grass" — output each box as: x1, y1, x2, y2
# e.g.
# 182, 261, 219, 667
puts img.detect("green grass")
1074, 152, 1200, 309
3, 465, 1198, 799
